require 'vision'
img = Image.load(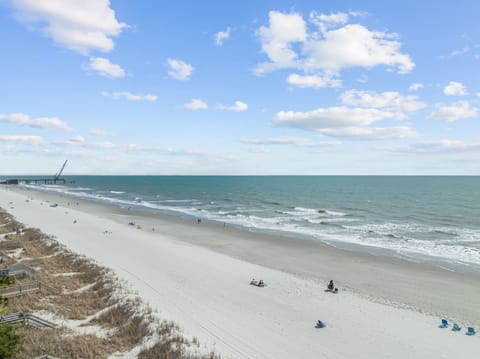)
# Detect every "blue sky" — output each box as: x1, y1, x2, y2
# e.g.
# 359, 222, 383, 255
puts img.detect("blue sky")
1, 0, 479, 175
